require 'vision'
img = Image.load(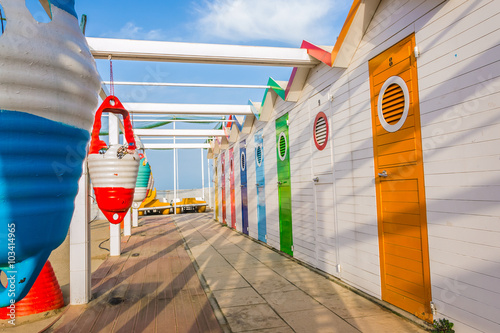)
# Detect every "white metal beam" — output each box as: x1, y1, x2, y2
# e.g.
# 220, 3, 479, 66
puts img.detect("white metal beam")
103, 81, 270, 89
135, 129, 225, 137
124, 102, 252, 115
87, 37, 319, 67
144, 143, 211, 149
